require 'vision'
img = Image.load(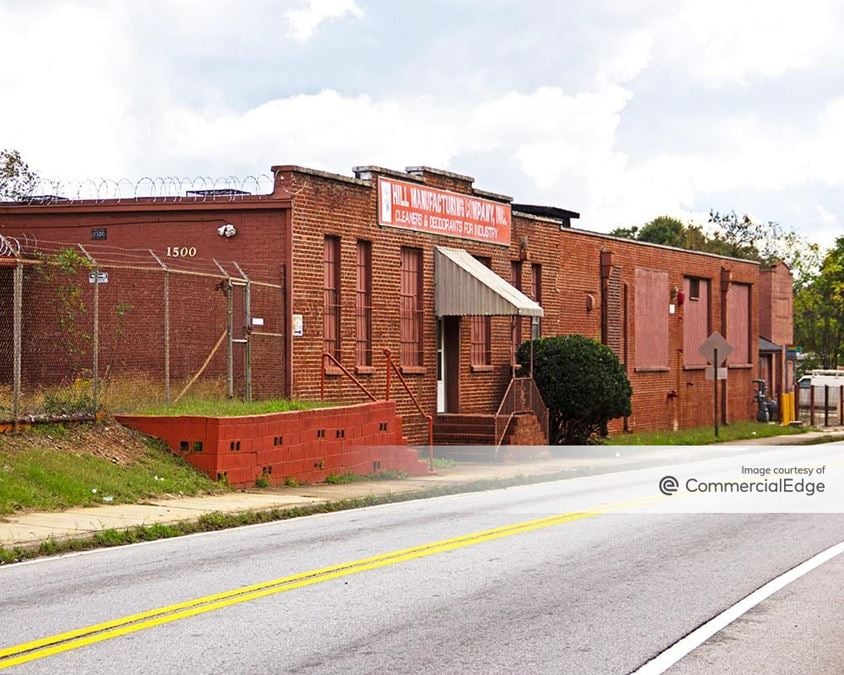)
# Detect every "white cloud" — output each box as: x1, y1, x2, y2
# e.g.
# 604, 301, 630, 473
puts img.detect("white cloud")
150, 86, 634, 215
660, 0, 836, 86
595, 32, 653, 85
3, 0, 844, 251
817, 205, 837, 225
0, 3, 134, 178
284, 0, 362, 42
